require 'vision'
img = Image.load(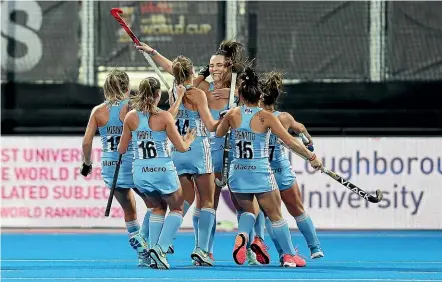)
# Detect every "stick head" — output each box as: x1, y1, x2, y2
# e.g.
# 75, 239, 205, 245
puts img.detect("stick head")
374, 189, 383, 203
368, 189, 383, 203
110, 8, 123, 18
215, 178, 227, 187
